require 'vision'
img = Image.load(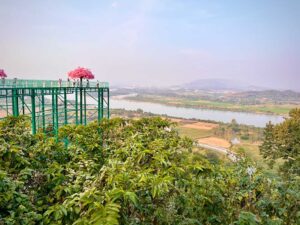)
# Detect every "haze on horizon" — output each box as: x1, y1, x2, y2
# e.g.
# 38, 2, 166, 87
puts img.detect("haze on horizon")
0, 0, 299, 90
